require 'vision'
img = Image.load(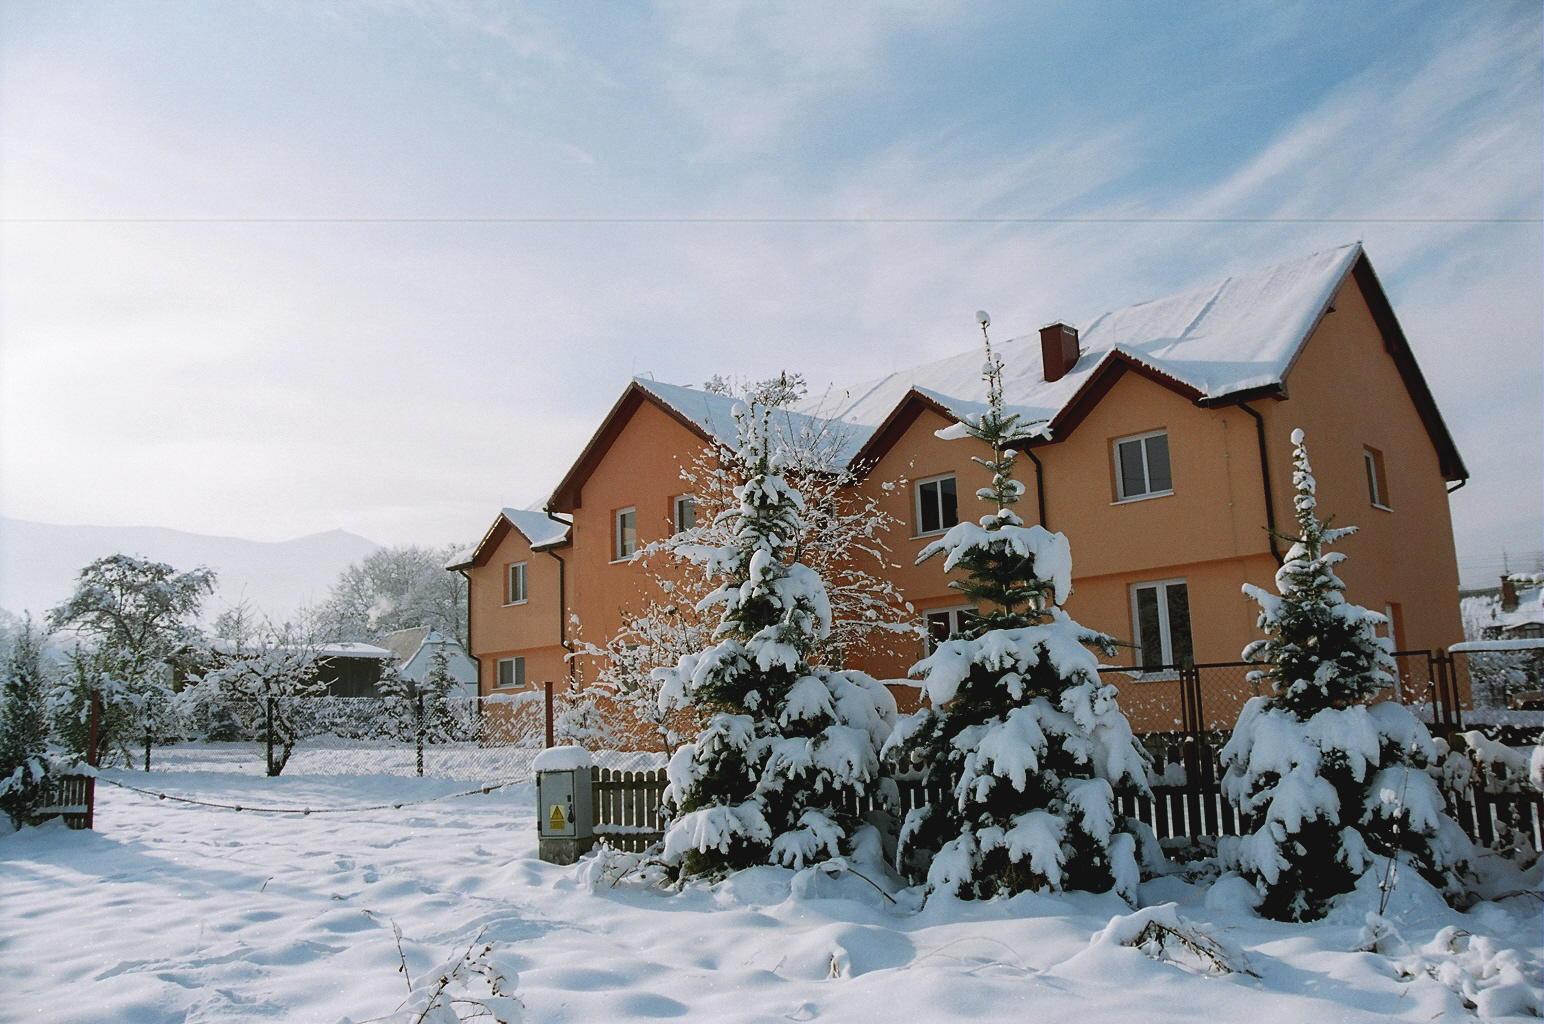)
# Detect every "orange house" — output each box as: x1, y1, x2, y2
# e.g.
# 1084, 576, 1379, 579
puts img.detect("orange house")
450, 244, 1468, 728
